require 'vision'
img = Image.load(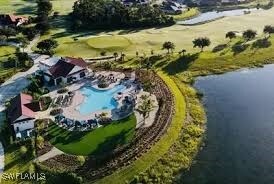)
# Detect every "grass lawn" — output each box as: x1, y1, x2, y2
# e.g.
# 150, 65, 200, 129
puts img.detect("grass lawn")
48, 115, 136, 156
95, 72, 186, 184
172, 8, 200, 21
0, 0, 76, 15
2, 145, 33, 184
0, 46, 17, 80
